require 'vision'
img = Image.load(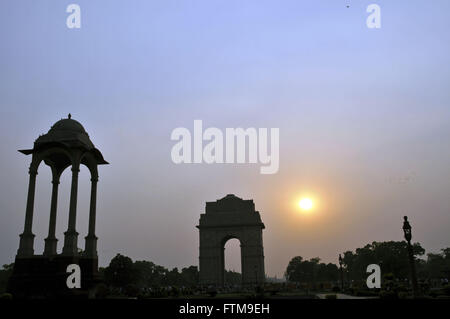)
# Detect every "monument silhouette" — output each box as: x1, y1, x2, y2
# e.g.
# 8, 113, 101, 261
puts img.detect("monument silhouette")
7, 115, 108, 298
197, 194, 265, 286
